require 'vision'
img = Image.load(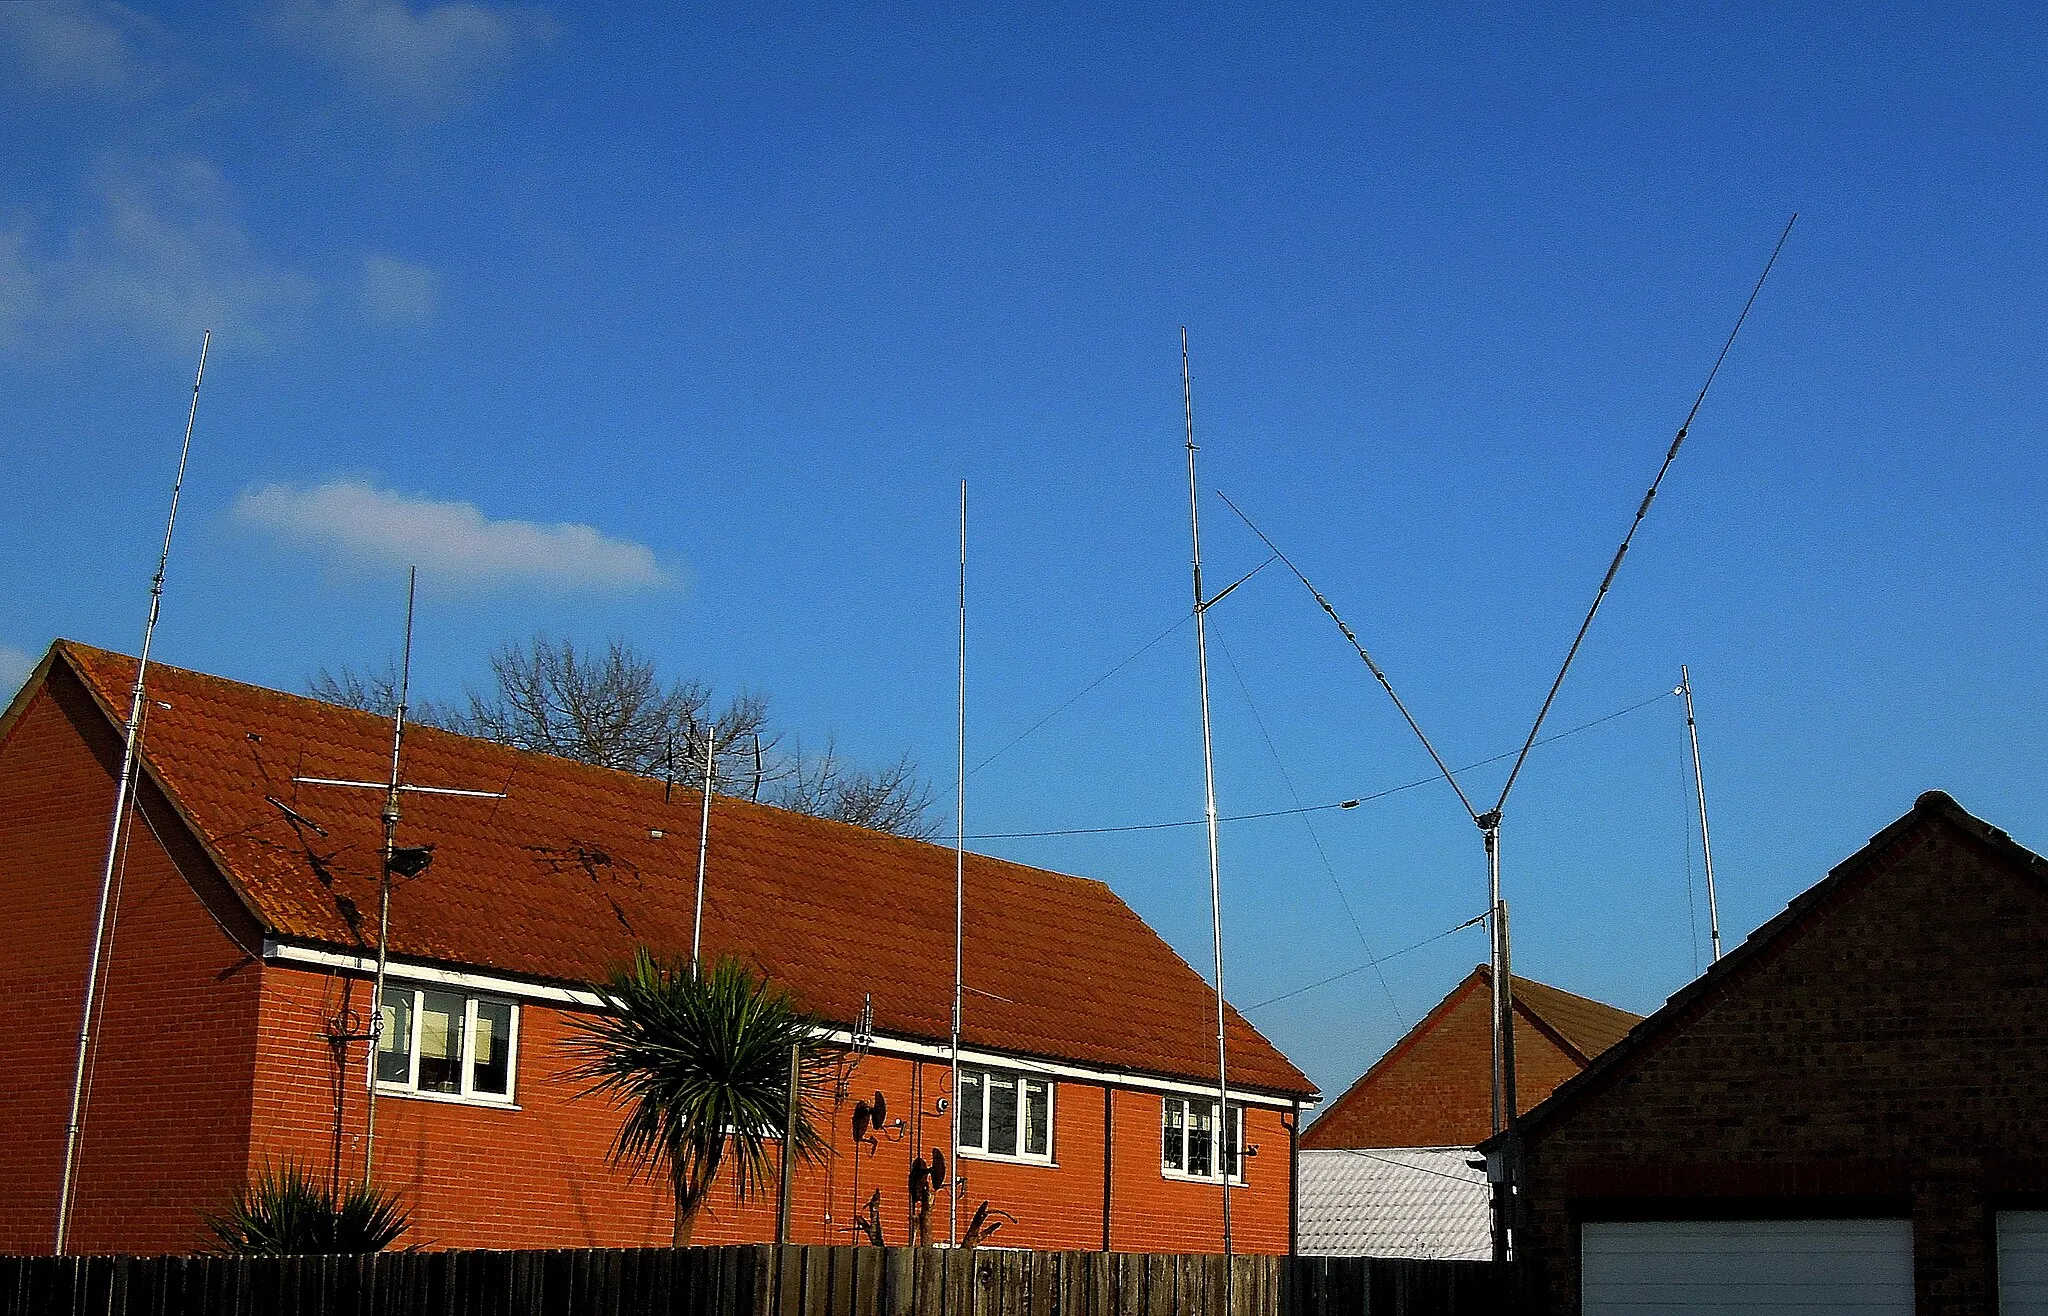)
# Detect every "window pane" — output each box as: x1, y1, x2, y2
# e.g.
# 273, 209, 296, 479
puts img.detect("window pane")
960, 1071, 985, 1151
1024, 1080, 1050, 1157
417, 989, 464, 1094
1162, 1099, 1185, 1171
987, 1074, 1019, 1157
471, 1000, 513, 1096
1222, 1105, 1240, 1179
377, 988, 413, 1085
1188, 1102, 1213, 1178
